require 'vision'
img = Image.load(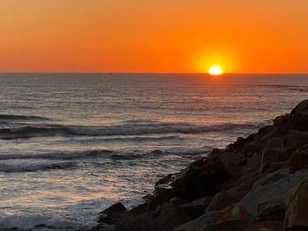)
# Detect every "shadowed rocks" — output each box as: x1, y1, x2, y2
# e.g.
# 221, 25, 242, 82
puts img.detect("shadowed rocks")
91, 99, 308, 231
